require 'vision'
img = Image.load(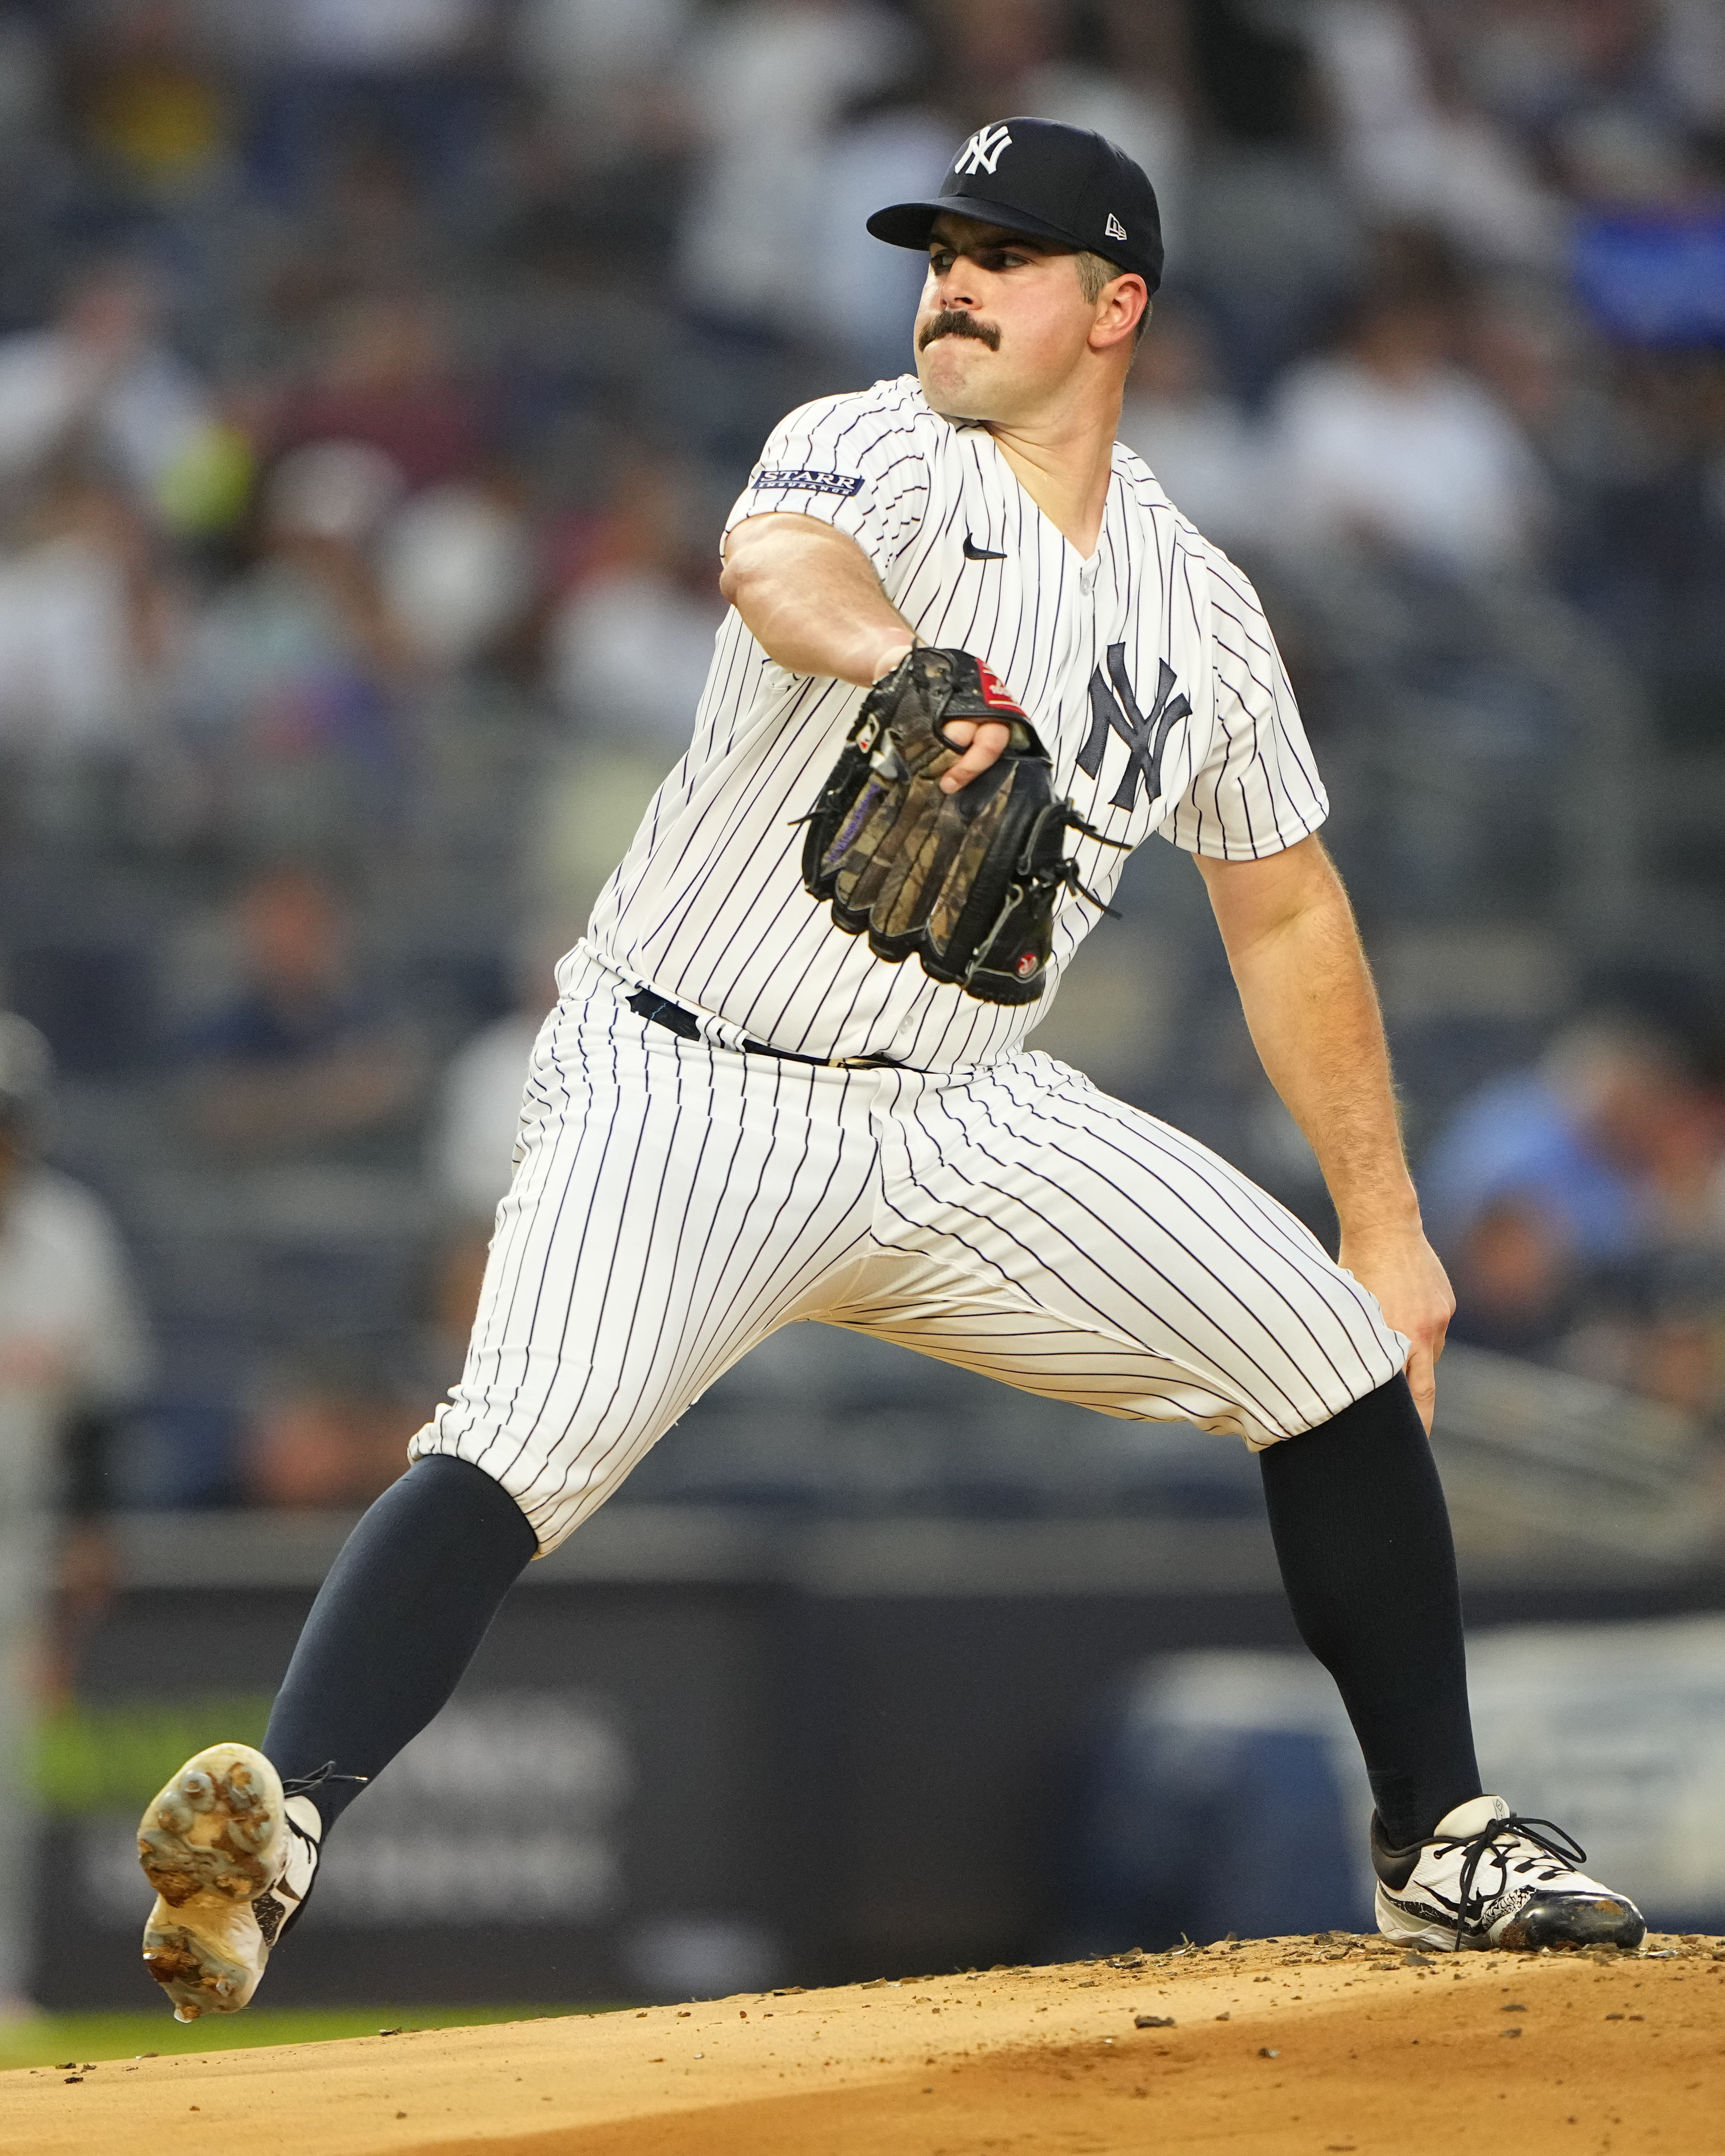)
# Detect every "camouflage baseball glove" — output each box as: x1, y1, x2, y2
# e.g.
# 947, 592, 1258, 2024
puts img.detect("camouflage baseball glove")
799, 646, 1124, 1006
